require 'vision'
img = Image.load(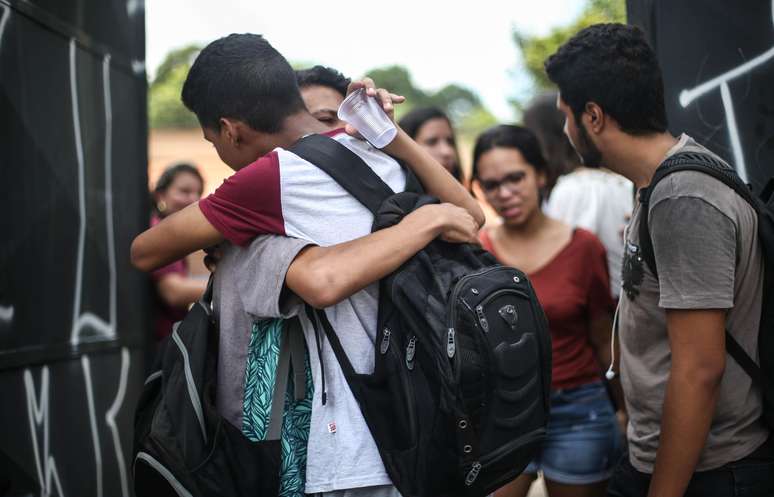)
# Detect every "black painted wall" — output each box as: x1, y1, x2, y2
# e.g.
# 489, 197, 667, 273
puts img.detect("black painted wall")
0, 0, 149, 495
627, 0, 774, 192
